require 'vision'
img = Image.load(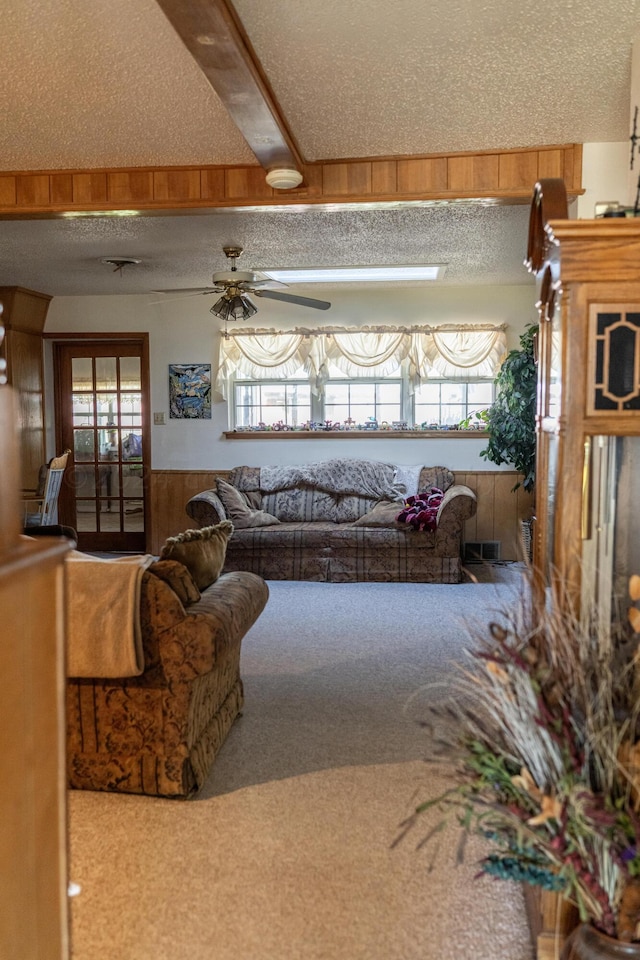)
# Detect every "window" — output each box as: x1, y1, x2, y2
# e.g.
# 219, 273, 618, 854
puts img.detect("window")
234, 379, 311, 428
413, 380, 494, 427
231, 373, 492, 429
324, 379, 402, 426
220, 324, 505, 430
